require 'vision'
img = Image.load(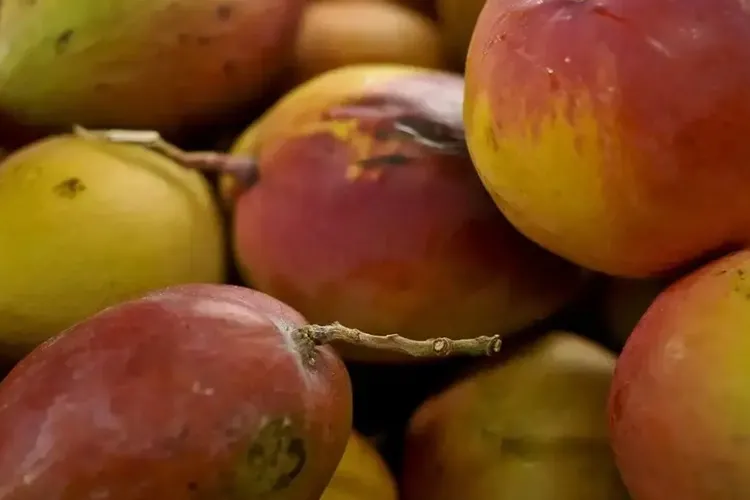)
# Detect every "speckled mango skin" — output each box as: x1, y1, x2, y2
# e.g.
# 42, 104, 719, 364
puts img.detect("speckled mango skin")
0, 0, 307, 130
464, 0, 750, 278
609, 249, 750, 500
224, 64, 587, 363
